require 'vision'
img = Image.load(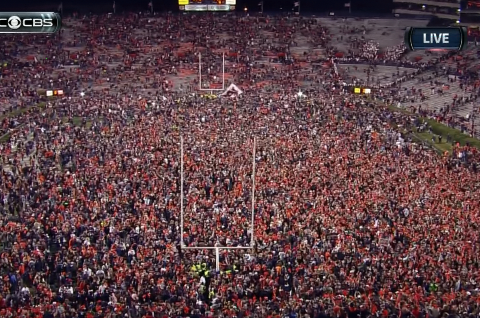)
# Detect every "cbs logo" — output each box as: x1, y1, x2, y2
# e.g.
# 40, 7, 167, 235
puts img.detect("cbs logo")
0, 15, 53, 29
